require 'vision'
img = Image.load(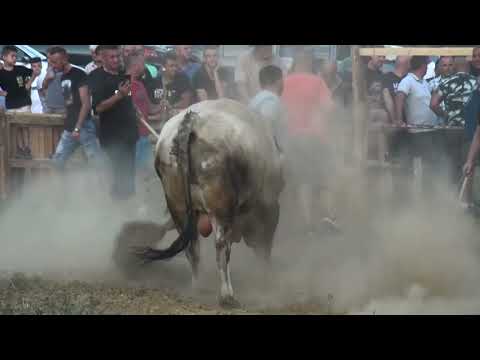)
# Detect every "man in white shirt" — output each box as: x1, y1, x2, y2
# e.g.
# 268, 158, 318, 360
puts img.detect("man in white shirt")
393, 56, 444, 205
30, 57, 46, 113
396, 56, 438, 128
235, 45, 287, 104
248, 64, 287, 157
